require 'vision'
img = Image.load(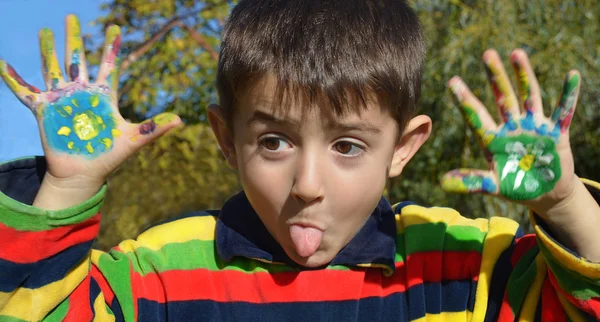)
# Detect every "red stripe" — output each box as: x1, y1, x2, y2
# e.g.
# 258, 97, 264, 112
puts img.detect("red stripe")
134, 263, 410, 303
548, 270, 600, 319
64, 275, 94, 322
511, 235, 537, 267
0, 213, 101, 263
541, 277, 567, 321
91, 264, 115, 304
496, 291, 516, 322
406, 251, 481, 288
